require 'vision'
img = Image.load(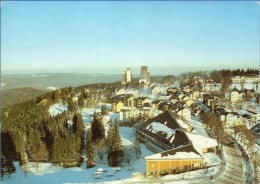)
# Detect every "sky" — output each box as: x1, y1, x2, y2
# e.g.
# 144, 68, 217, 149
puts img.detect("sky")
1, 1, 260, 74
